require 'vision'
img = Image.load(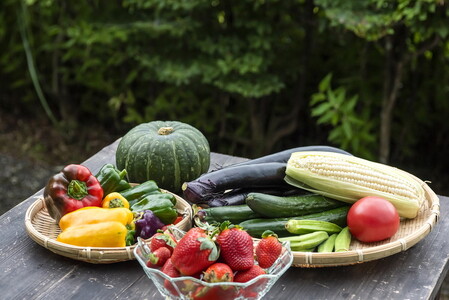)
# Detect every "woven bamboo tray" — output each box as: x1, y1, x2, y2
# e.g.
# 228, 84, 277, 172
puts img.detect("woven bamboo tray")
290, 175, 440, 267
25, 190, 192, 264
